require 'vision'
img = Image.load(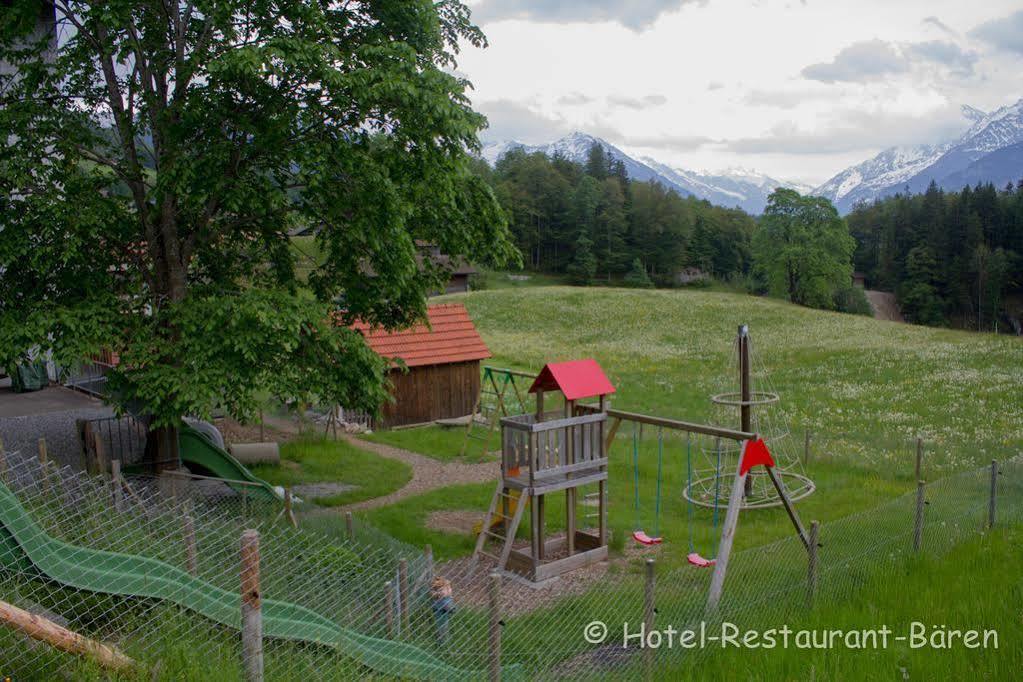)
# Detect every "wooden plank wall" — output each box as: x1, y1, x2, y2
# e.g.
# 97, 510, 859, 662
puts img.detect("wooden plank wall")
380, 360, 481, 428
